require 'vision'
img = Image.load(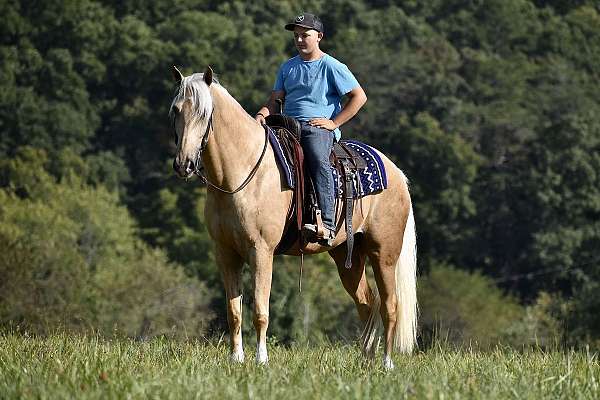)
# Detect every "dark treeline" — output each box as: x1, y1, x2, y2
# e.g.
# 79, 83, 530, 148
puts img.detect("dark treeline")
1, 0, 599, 348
